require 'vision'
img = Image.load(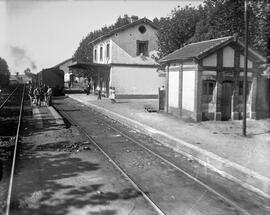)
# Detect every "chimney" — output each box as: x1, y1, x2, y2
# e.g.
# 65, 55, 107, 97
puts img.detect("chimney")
131, 15, 139, 23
